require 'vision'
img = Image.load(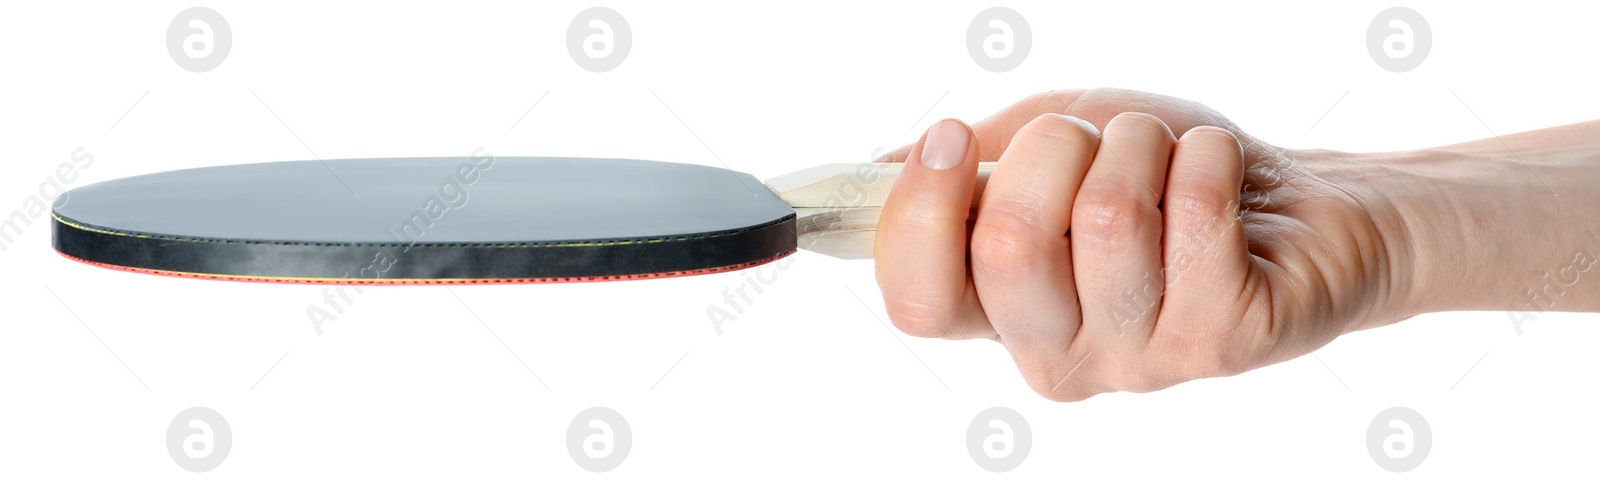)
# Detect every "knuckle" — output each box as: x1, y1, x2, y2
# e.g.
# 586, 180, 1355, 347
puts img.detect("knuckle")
1072, 189, 1150, 244
1187, 352, 1238, 380
1149, 329, 1233, 379
1024, 370, 1096, 402
1036, 385, 1093, 403
882, 296, 956, 339
1068, 353, 1174, 395
1107, 111, 1175, 140
1176, 127, 1244, 165
1020, 113, 1094, 140
1119, 371, 1176, 394
1181, 125, 1242, 150
984, 186, 1052, 226
1203, 343, 1252, 378
1096, 357, 1146, 392
1013, 348, 1108, 402
1163, 191, 1236, 239
971, 215, 1052, 279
